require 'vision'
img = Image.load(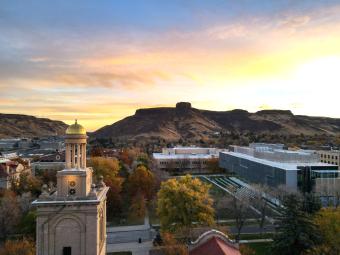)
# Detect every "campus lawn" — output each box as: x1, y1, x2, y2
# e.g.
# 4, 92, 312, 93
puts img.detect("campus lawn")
244, 242, 272, 255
